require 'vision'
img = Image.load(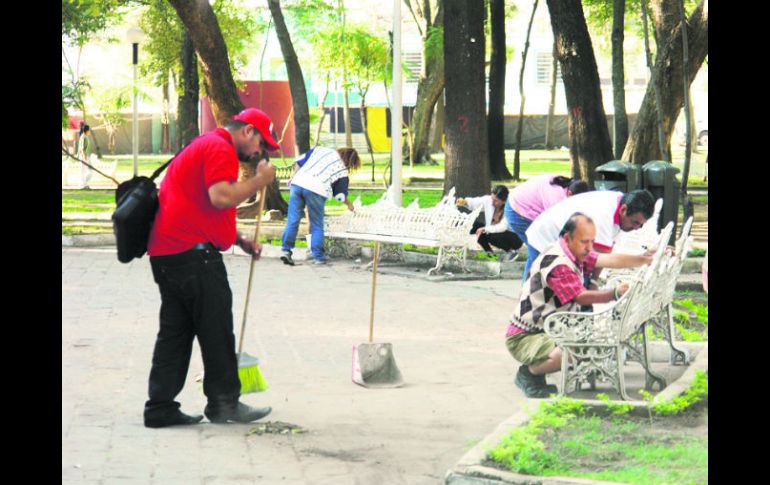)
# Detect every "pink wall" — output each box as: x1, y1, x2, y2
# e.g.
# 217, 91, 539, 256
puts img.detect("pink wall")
200, 80, 297, 157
